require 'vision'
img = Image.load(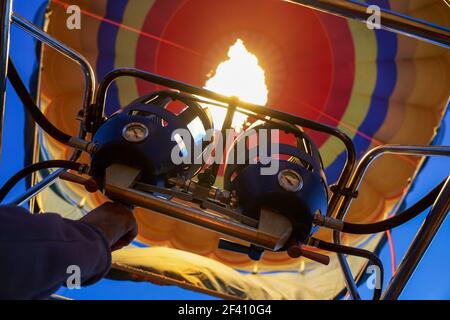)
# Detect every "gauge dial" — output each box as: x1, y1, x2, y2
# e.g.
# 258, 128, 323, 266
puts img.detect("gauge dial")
122, 122, 149, 143
278, 169, 303, 192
